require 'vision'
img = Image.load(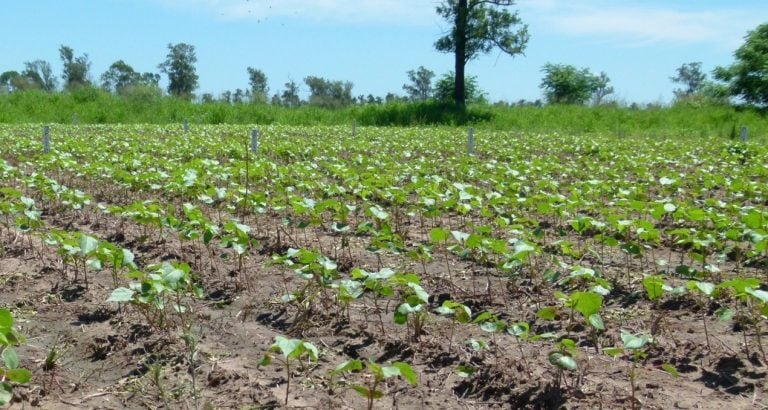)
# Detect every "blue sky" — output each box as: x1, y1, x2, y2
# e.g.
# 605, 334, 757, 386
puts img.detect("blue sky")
2, 0, 766, 104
